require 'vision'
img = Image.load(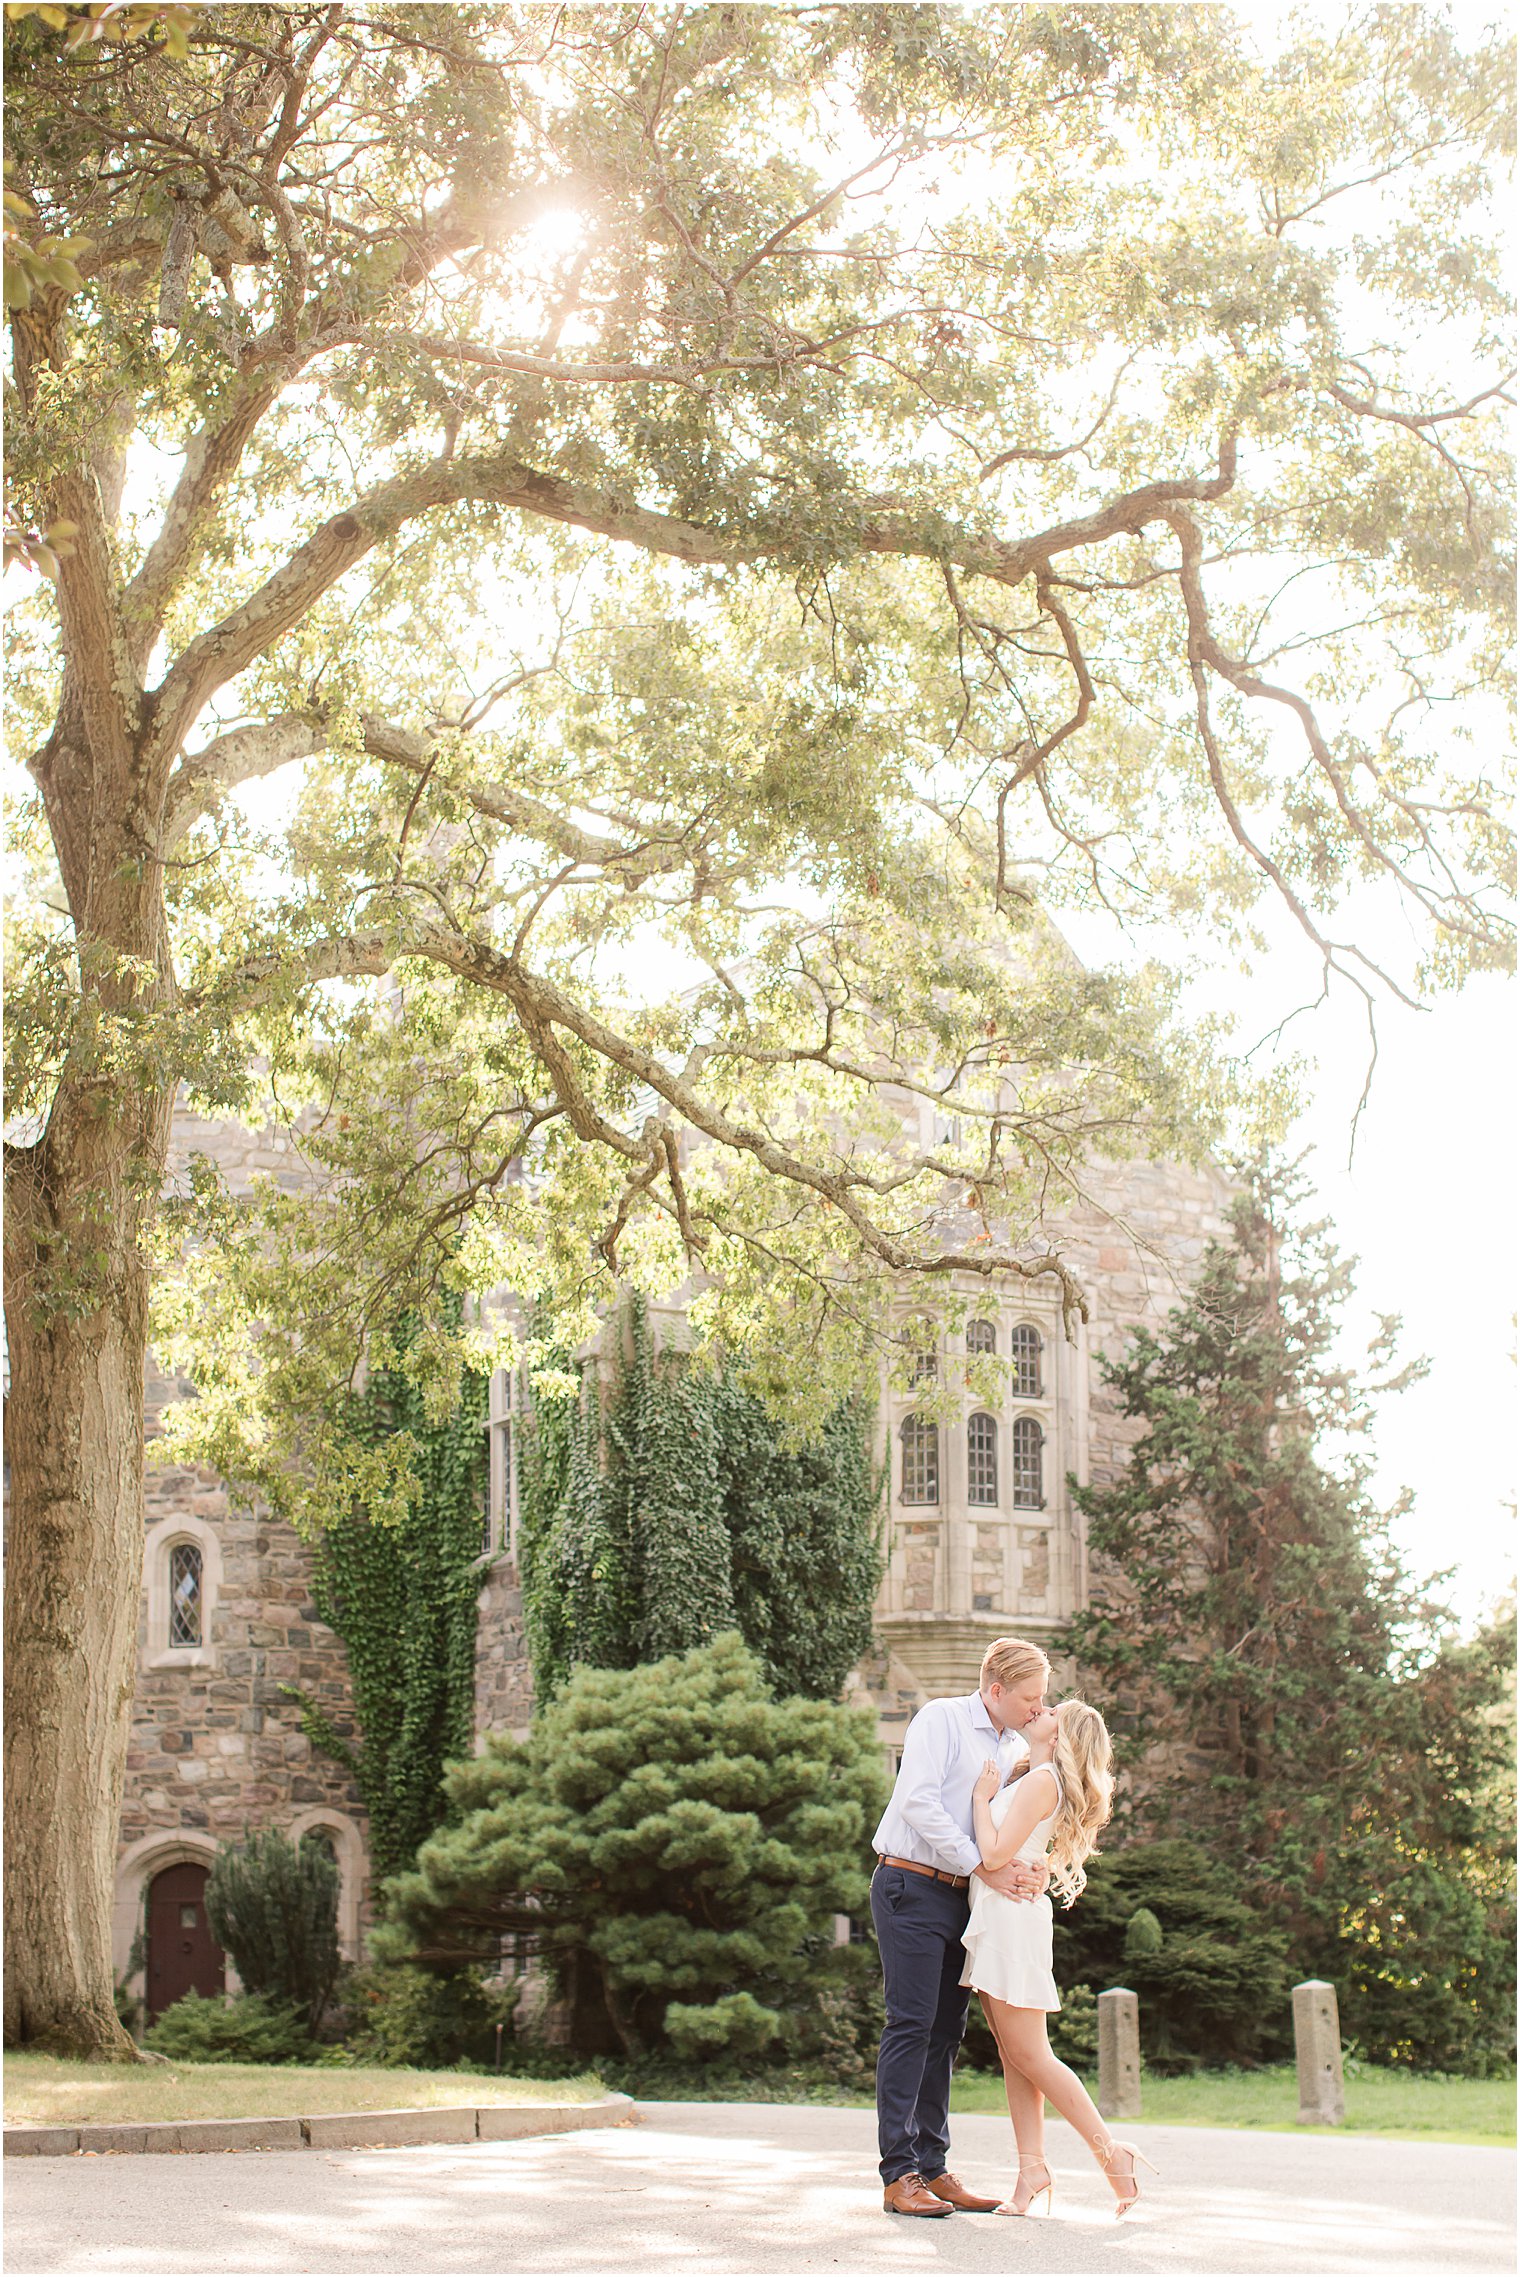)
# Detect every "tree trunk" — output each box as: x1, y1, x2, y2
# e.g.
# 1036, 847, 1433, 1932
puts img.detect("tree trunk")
3, 1116, 164, 2057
